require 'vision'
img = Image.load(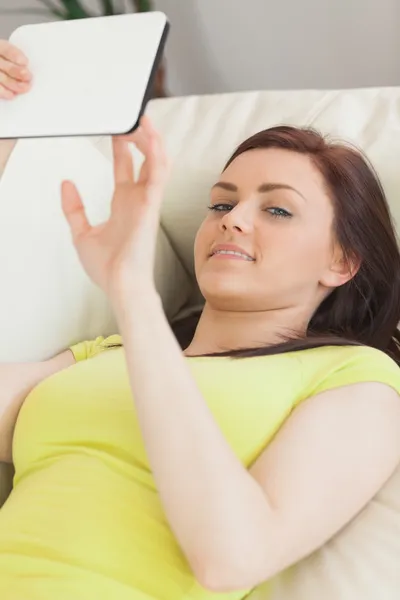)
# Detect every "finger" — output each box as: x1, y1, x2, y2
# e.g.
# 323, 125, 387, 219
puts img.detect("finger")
61, 181, 91, 240
121, 118, 164, 158
0, 84, 15, 100
119, 117, 168, 185
0, 71, 31, 94
139, 116, 168, 185
141, 116, 168, 165
120, 120, 151, 145
122, 120, 161, 180
119, 125, 153, 184
120, 127, 151, 177
0, 40, 28, 66
112, 136, 134, 184
0, 57, 31, 82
